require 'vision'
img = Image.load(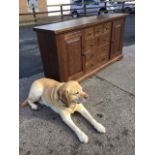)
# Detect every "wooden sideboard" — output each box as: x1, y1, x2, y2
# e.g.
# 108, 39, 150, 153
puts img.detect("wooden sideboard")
33, 14, 127, 82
